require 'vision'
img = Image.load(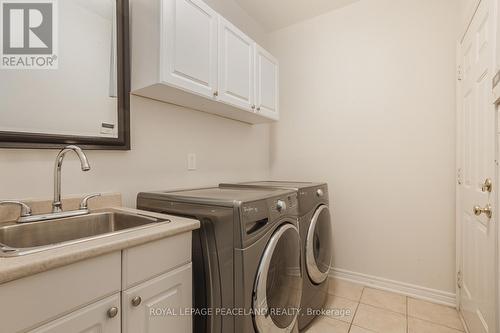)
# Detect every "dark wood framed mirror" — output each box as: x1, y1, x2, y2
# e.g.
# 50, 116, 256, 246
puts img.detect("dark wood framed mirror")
0, 0, 130, 150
